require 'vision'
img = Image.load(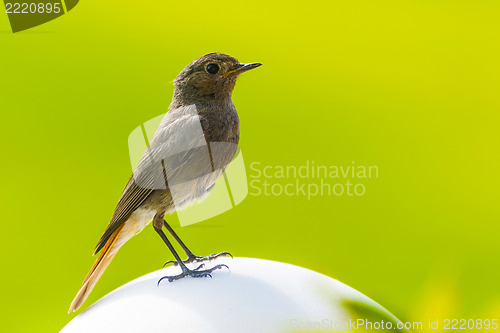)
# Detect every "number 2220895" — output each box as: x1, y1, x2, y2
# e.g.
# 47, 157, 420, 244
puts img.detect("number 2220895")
5, 3, 61, 14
